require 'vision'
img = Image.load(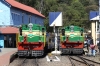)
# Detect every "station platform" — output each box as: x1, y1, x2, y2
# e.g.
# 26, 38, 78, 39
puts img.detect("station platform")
0, 48, 17, 66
